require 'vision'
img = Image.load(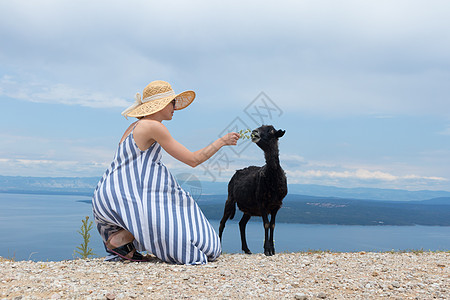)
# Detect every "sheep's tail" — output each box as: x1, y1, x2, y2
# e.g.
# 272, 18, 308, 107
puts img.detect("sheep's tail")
224, 196, 237, 220
219, 195, 237, 240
